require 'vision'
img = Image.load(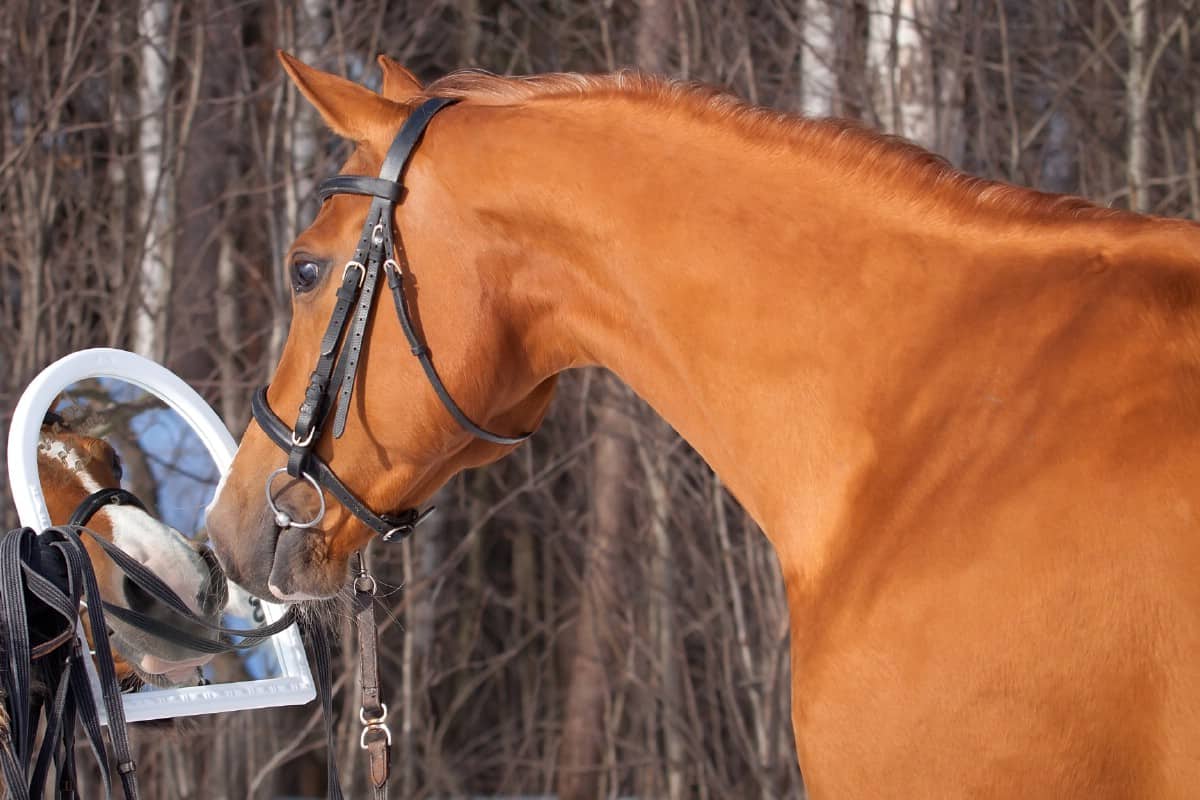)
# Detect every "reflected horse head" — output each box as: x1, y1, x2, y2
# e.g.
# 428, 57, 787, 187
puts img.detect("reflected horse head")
38, 411, 227, 687
207, 55, 557, 600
